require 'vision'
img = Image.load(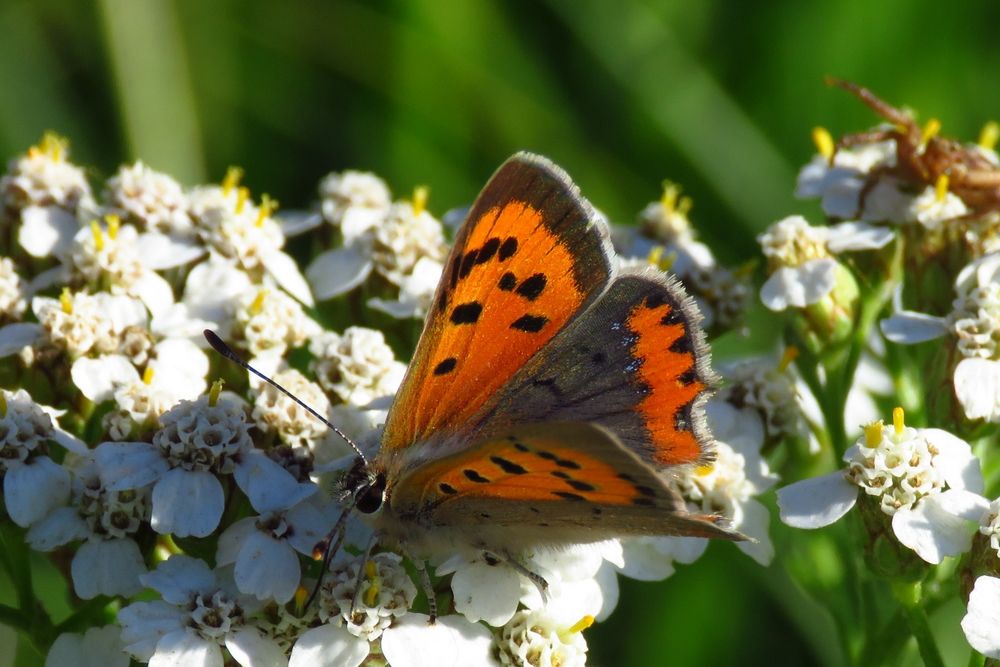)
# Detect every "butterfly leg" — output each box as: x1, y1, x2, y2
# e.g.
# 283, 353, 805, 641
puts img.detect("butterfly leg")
484, 551, 550, 604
